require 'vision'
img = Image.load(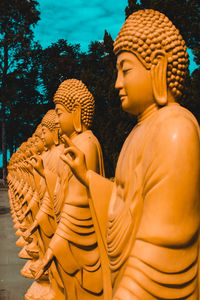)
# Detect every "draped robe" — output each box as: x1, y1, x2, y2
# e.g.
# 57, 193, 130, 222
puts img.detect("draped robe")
89, 103, 200, 299
48, 130, 105, 299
